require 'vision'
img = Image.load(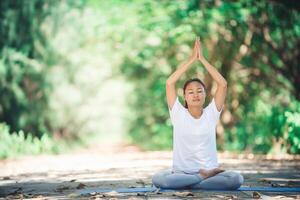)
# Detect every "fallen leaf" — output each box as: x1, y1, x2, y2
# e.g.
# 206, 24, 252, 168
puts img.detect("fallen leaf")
253, 191, 261, 199
76, 183, 86, 189
24, 194, 48, 200
136, 180, 145, 186
56, 186, 70, 192
271, 183, 281, 187
211, 195, 226, 198
137, 193, 147, 196
172, 191, 194, 197
225, 195, 238, 200
104, 191, 121, 197
91, 197, 103, 200
68, 193, 79, 198
259, 178, 271, 184
3, 176, 11, 180
90, 194, 105, 199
